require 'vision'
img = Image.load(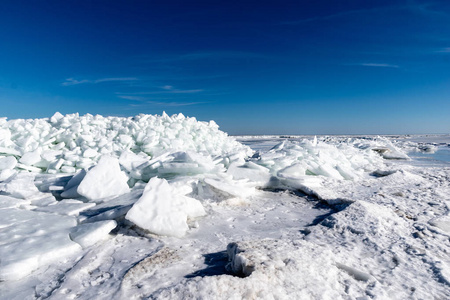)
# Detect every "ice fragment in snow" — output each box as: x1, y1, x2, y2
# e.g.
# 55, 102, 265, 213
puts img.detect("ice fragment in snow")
35, 199, 96, 216
204, 177, 255, 199
227, 162, 271, 185
0, 195, 27, 209
50, 111, 64, 123
0, 173, 41, 199
69, 220, 117, 248
0, 169, 16, 181
119, 151, 149, 173
19, 151, 41, 166
0, 231, 81, 281
77, 156, 129, 201
335, 263, 374, 282
429, 216, 450, 233
125, 177, 206, 237
61, 169, 86, 198
83, 148, 98, 158
0, 156, 17, 170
